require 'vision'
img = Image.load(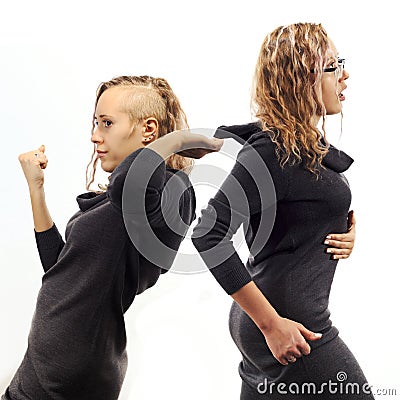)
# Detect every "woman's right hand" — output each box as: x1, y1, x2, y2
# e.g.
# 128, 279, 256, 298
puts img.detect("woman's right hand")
174, 131, 224, 159
261, 316, 322, 365
18, 145, 48, 190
